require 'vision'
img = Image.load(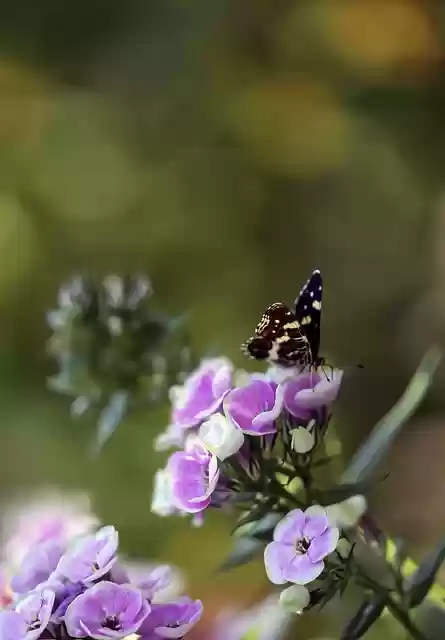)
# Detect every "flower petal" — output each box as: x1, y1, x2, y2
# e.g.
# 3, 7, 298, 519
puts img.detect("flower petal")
273, 510, 305, 544
264, 542, 295, 585
251, 382, 285, 432
284, 554, 324, 585
297, 370, 343, 409
303, 513, 329, 539
307, 527, 339, 562
224, 380, 275, 433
